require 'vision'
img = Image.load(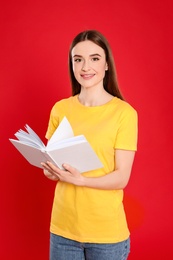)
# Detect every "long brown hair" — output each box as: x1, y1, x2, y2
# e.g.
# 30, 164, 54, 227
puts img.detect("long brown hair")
68, 30, 124, 100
